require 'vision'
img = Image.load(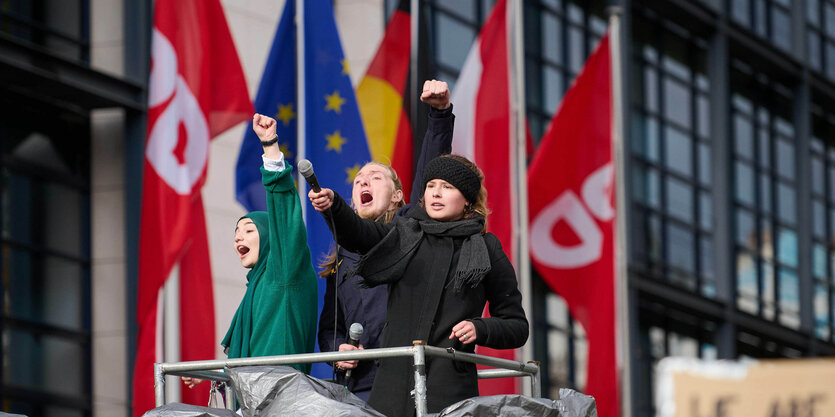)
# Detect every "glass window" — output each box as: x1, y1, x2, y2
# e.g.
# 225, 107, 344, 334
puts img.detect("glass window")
0, 0, 88, 62
731, 64, 799, 329
0, 96, 91, 414
631, 13, 712, 296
